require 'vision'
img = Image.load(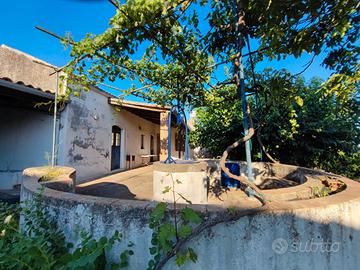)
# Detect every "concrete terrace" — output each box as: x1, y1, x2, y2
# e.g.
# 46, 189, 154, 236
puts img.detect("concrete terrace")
76, 166, 154, 201
74, 161, 349, 208
76, 164, 259, 207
